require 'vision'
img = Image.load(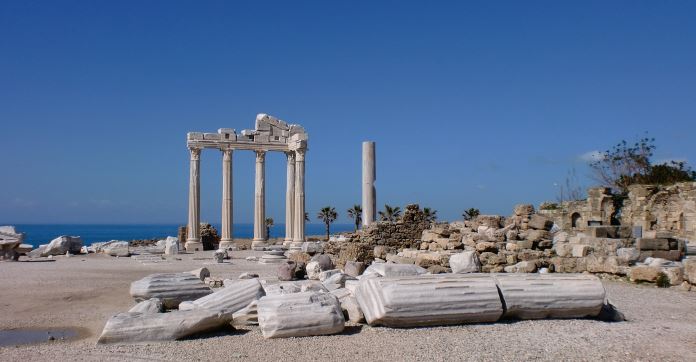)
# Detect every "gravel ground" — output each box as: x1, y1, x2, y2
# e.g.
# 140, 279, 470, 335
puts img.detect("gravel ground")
1, 250, 695, 361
